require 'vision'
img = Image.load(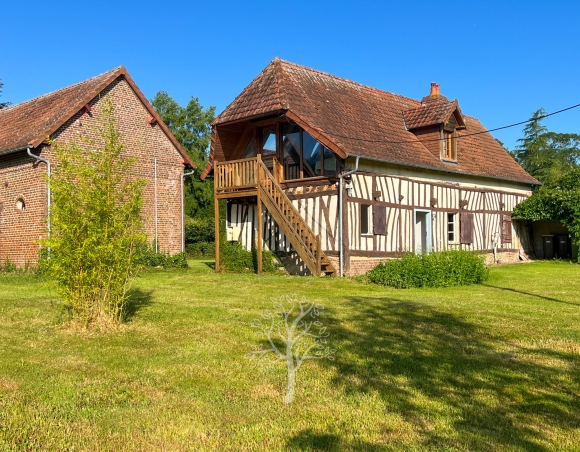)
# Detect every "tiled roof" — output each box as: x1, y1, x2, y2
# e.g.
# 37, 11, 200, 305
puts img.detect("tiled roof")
403, 99, 466, 130
0, 67, 194, 166
209, 58, 538, 185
